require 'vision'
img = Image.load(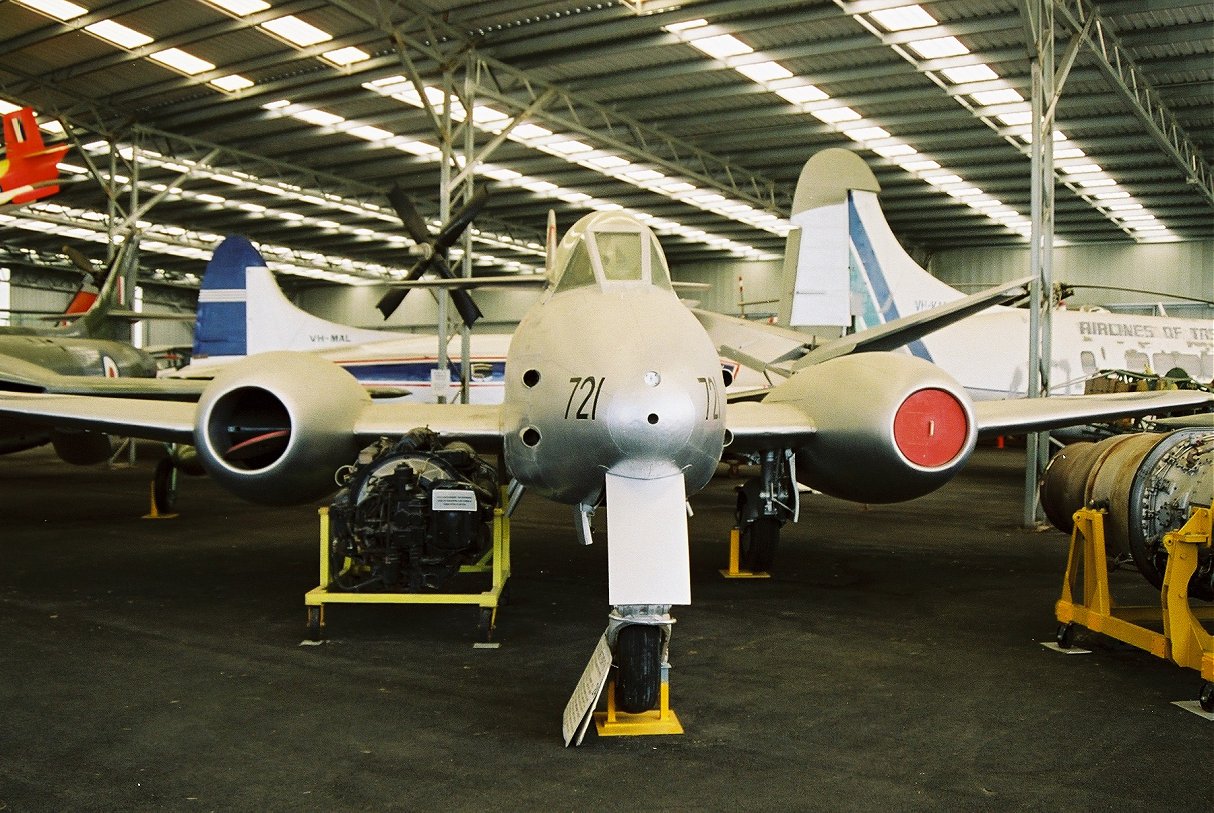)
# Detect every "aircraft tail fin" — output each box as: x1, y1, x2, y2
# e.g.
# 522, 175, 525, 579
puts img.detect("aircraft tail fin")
64, 239, 140, 341
0, 108, 68, 205
778, 148, 966, 335
194, 235, 389, 361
